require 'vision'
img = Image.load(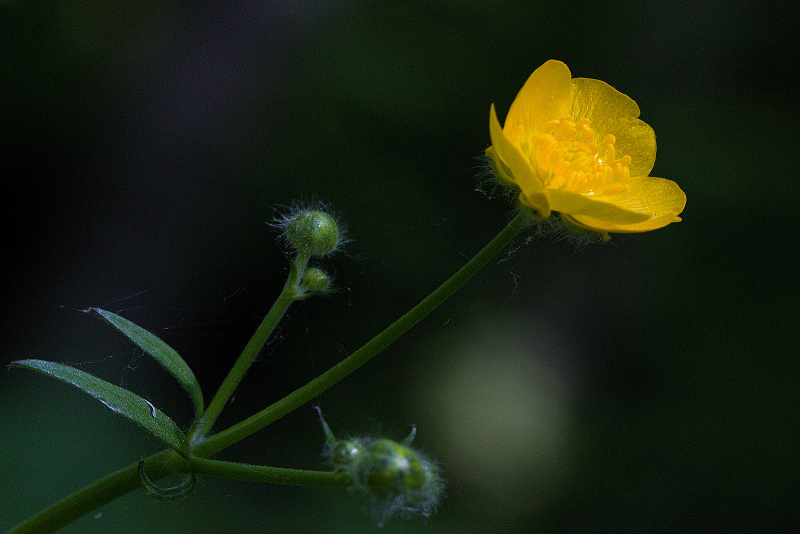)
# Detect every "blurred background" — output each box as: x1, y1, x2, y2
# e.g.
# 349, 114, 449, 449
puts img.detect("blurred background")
2, 0, 798, 532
